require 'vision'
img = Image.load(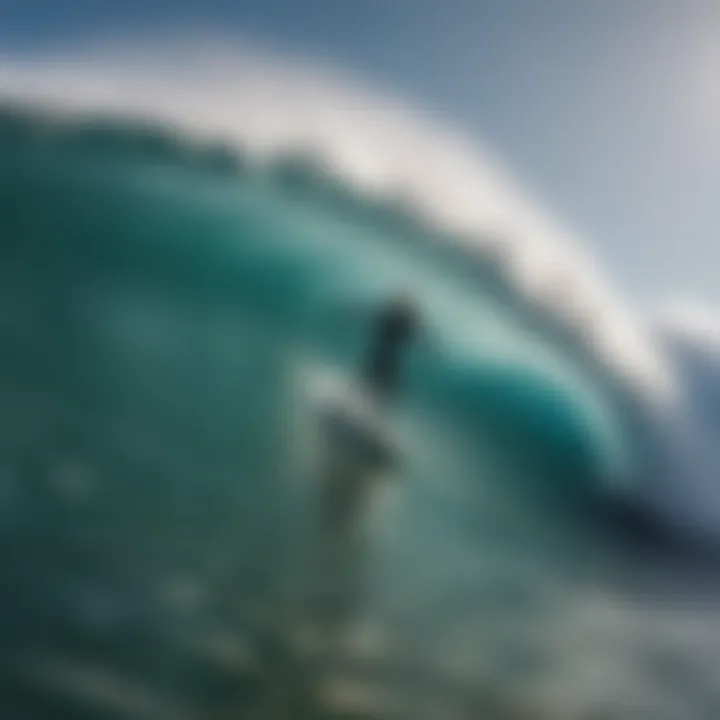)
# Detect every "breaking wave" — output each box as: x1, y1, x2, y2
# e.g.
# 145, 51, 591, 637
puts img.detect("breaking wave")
2, 36, 720, 718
